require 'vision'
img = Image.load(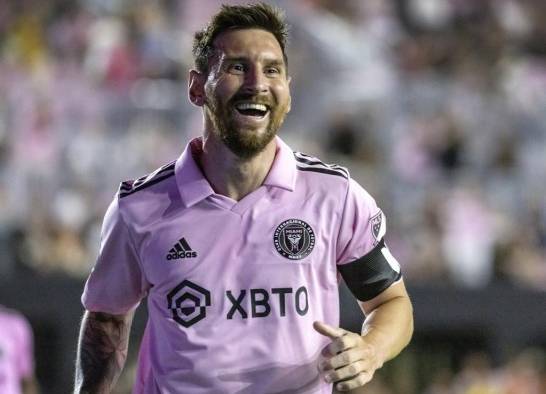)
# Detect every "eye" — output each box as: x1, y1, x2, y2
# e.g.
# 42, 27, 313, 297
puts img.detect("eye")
265, 67, 281, 75
228, 63, 245, 73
